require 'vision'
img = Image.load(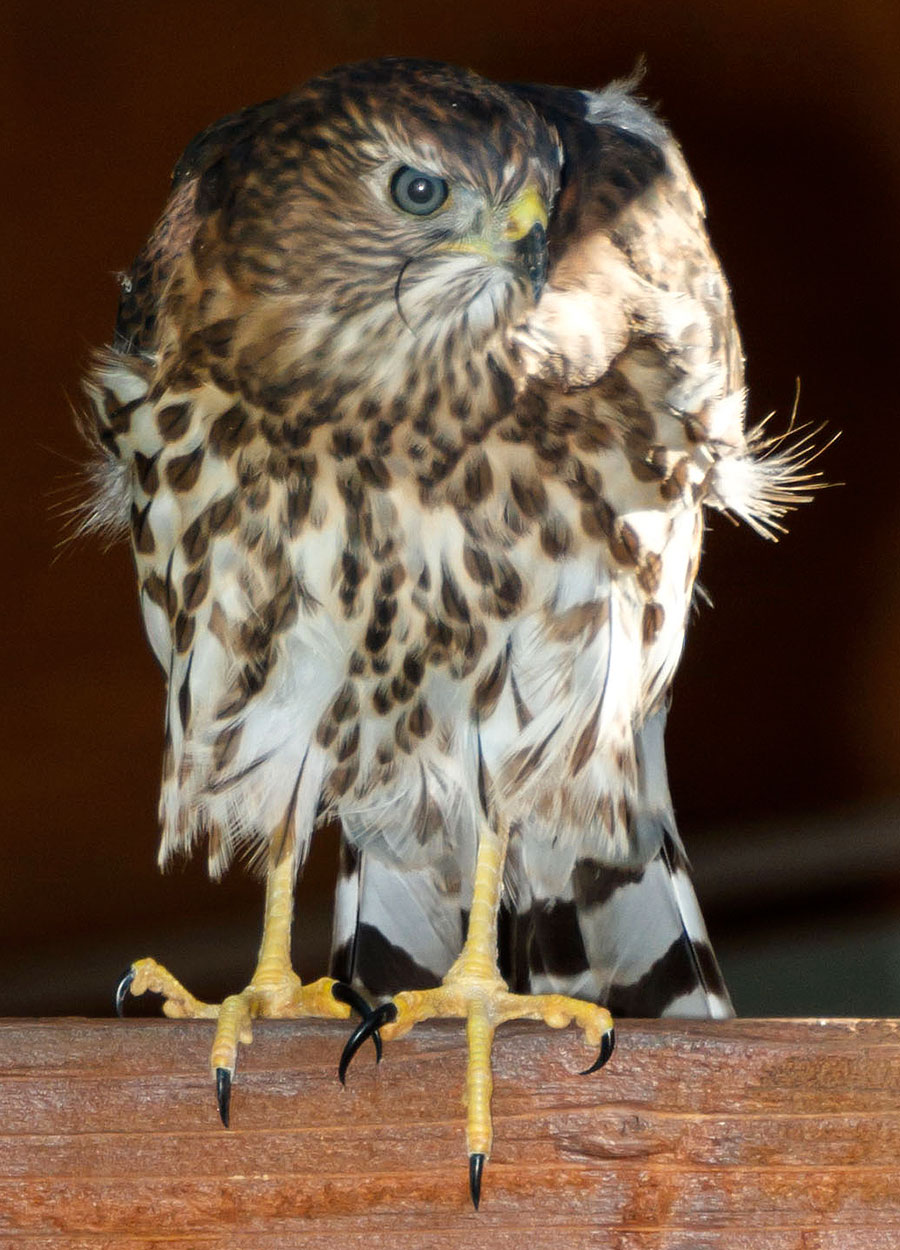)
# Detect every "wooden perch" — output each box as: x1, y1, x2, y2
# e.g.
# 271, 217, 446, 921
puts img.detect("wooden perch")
2, 1017, 900, 1247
